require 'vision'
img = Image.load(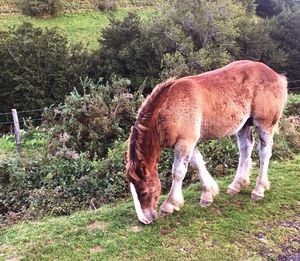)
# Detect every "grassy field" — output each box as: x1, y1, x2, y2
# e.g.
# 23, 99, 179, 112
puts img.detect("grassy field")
0, 155, 299, 261
0, 8, 155, 49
